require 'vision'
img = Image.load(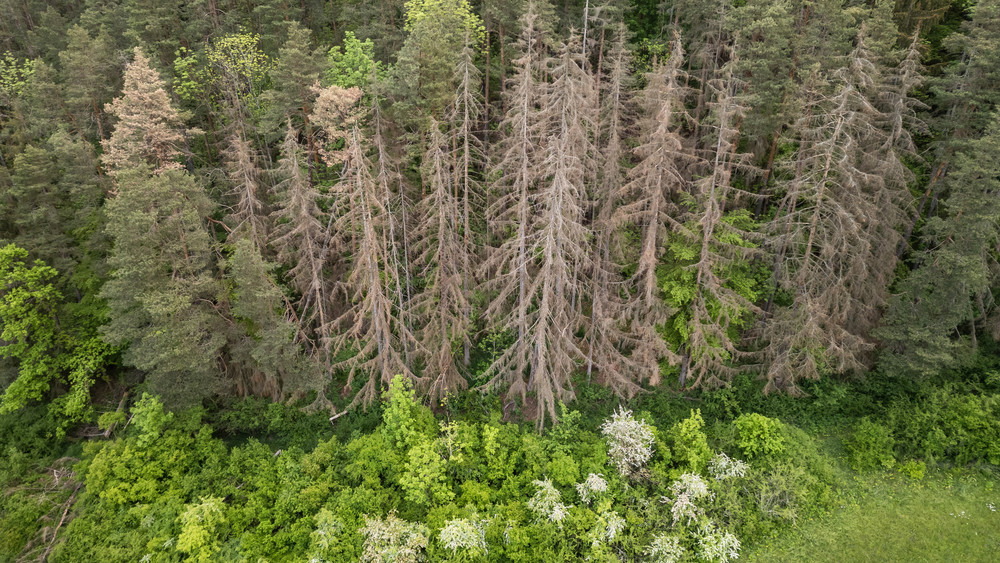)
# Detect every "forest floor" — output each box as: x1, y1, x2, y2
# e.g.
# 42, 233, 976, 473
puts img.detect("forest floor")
747, 469, 1000, 562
